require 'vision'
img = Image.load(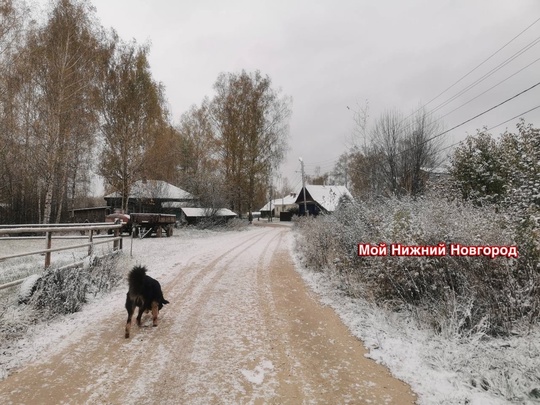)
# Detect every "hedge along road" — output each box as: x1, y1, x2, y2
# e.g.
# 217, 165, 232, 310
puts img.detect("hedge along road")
0, 223, 415, 404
